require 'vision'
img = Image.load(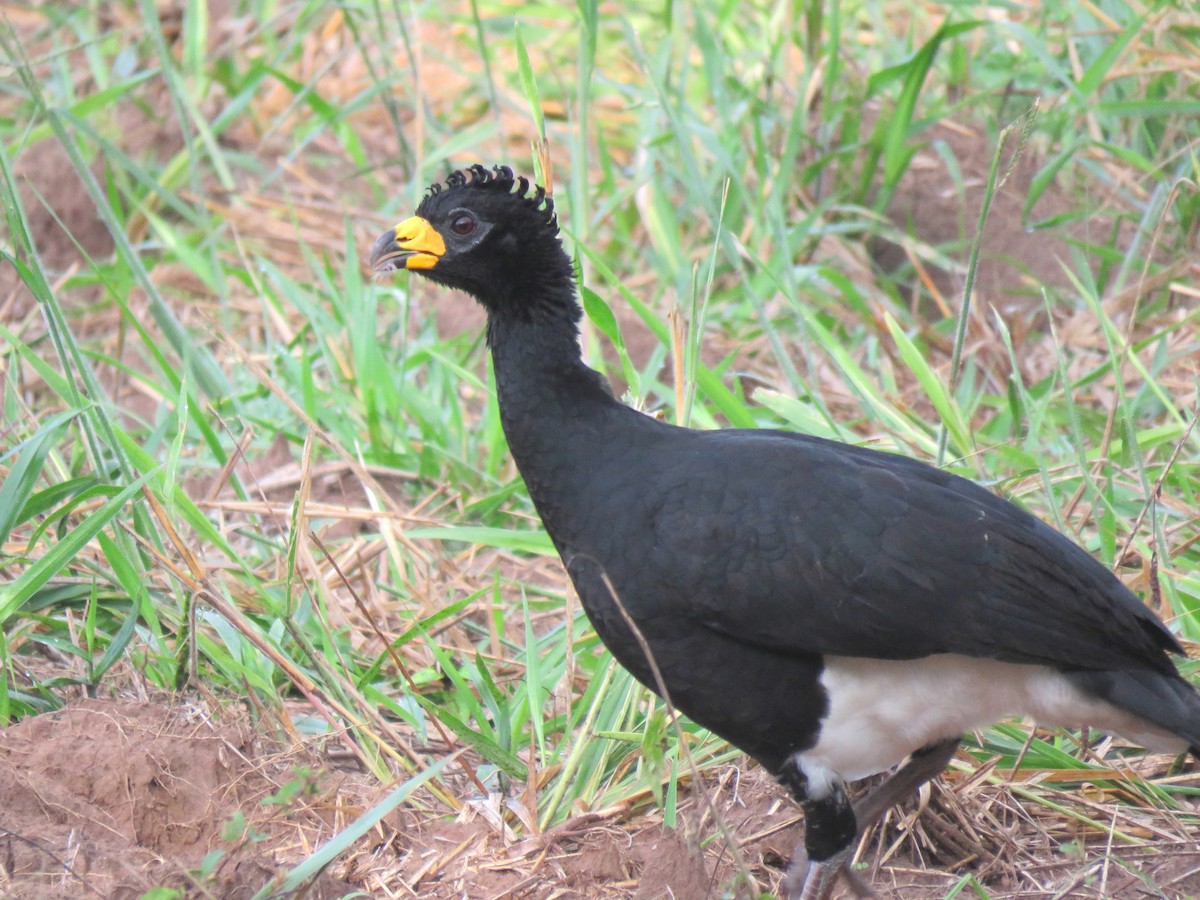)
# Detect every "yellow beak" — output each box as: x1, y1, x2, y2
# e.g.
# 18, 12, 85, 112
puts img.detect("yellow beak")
369, 216, 446, 272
